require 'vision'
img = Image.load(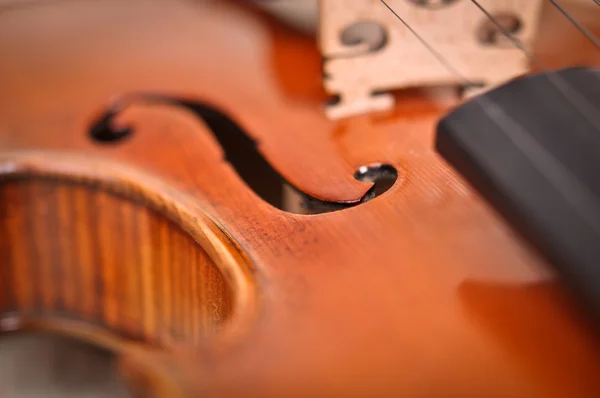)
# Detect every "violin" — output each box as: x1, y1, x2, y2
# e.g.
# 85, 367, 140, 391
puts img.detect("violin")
0, 0, 599, 396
